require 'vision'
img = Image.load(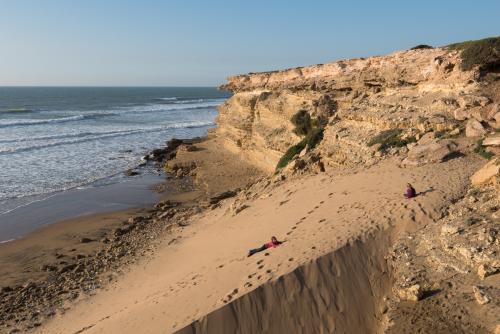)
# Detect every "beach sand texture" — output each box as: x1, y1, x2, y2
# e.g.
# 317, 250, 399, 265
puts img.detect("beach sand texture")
37, 155, 479, 334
